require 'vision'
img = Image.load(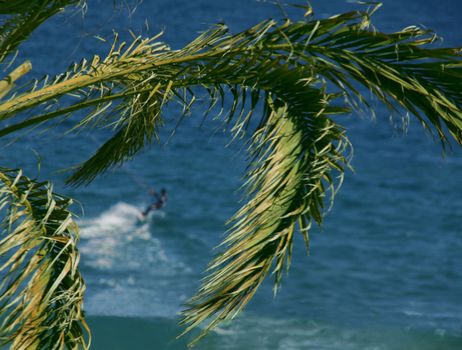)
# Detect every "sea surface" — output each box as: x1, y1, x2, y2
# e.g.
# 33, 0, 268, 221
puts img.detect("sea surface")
1, 0, 462, 349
